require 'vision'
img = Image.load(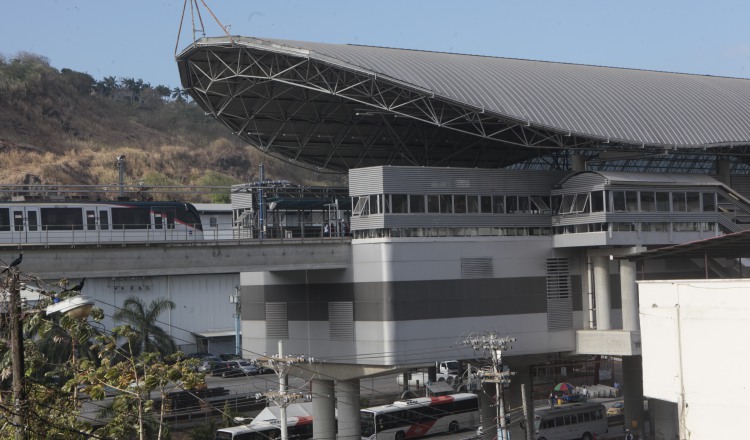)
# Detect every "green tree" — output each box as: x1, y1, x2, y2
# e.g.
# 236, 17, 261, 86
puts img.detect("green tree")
197, 171, 240, 203
113, 296, 177, 358
78, 326, 204, 440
